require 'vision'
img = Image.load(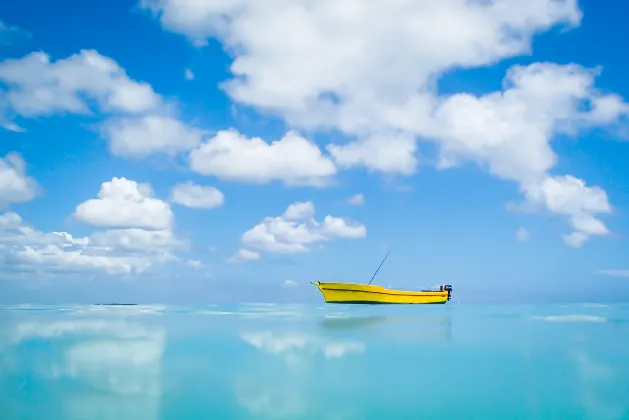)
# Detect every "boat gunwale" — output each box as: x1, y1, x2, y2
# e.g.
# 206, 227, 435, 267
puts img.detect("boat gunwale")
313, 282, 448, 297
